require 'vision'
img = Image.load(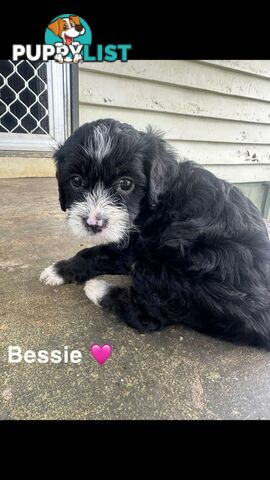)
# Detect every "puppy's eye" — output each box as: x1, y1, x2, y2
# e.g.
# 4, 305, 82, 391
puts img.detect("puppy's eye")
70, 175, 83, 188
117, 178, 134, 192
